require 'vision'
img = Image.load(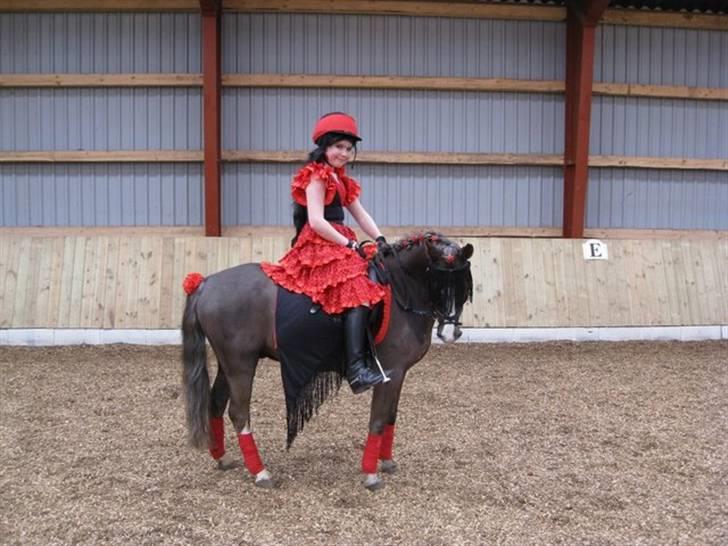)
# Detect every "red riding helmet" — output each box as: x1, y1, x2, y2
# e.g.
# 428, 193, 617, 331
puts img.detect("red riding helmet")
311, 112, 362, 144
